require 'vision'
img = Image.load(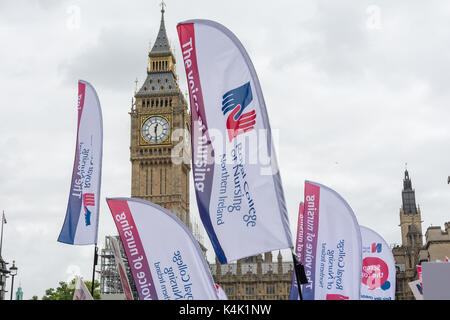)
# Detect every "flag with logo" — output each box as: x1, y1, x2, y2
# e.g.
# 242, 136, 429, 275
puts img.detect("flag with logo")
110, 236, 134, 300
58, 80, 103, 245
73, 276, 94, 300
360, 226, 395, 300
408, 279, 424, 300
176, 20, 292, 264
106, 198, 218, 300
301, 181, 362, 300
